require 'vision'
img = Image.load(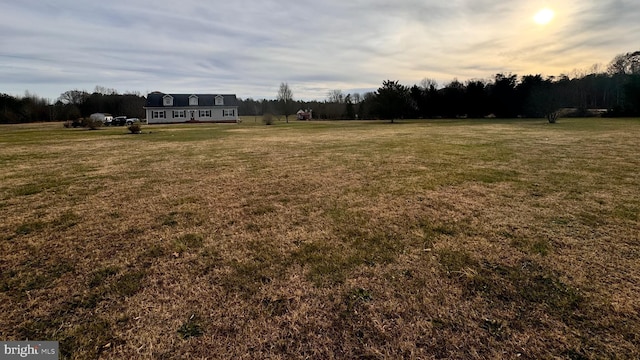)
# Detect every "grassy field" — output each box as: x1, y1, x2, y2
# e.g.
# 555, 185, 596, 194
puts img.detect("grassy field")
1, 118, 639, 359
